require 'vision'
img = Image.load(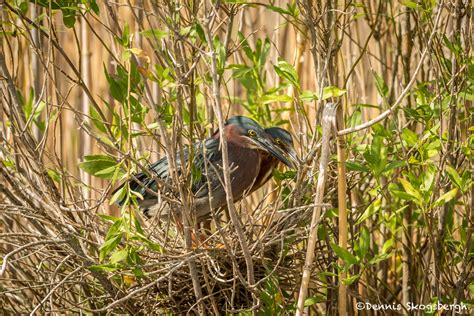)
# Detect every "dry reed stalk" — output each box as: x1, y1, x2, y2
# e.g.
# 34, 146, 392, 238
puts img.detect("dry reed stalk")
80, 12, 91, 203
336, 104, 348, 315
296, 102, 337, 315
